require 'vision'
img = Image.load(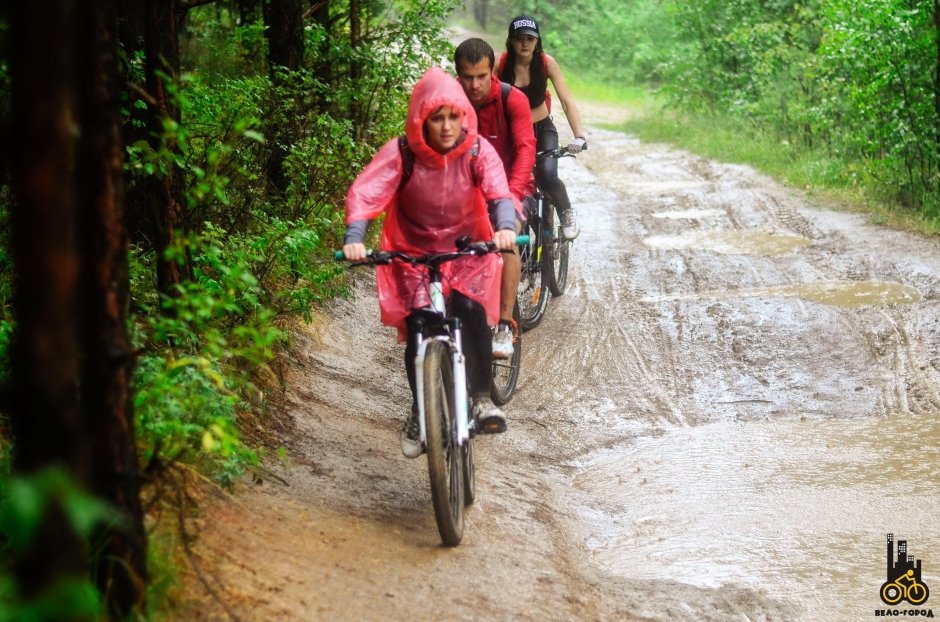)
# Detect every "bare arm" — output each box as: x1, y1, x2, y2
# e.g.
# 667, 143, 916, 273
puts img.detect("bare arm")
545, 54, 586, 140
